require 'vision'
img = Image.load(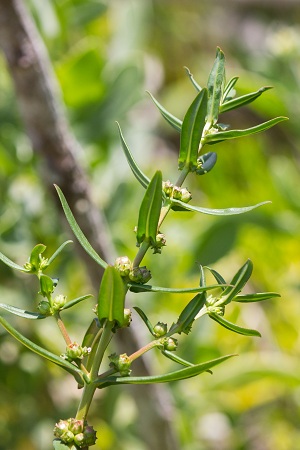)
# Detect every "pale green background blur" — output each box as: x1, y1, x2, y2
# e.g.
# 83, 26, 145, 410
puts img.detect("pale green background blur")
0, 1, 299, 449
